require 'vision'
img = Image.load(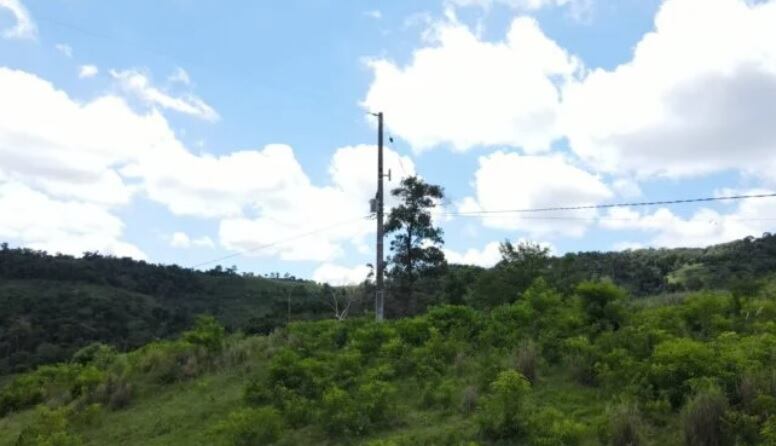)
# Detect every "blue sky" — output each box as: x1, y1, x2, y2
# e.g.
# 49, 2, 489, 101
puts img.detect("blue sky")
1, 0, 776, 284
